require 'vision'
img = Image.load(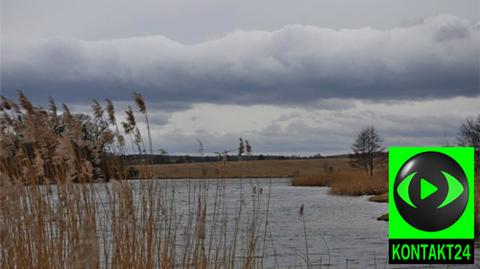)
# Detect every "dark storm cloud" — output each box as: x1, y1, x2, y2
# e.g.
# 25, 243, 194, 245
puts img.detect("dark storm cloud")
2, 15, 479, 107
